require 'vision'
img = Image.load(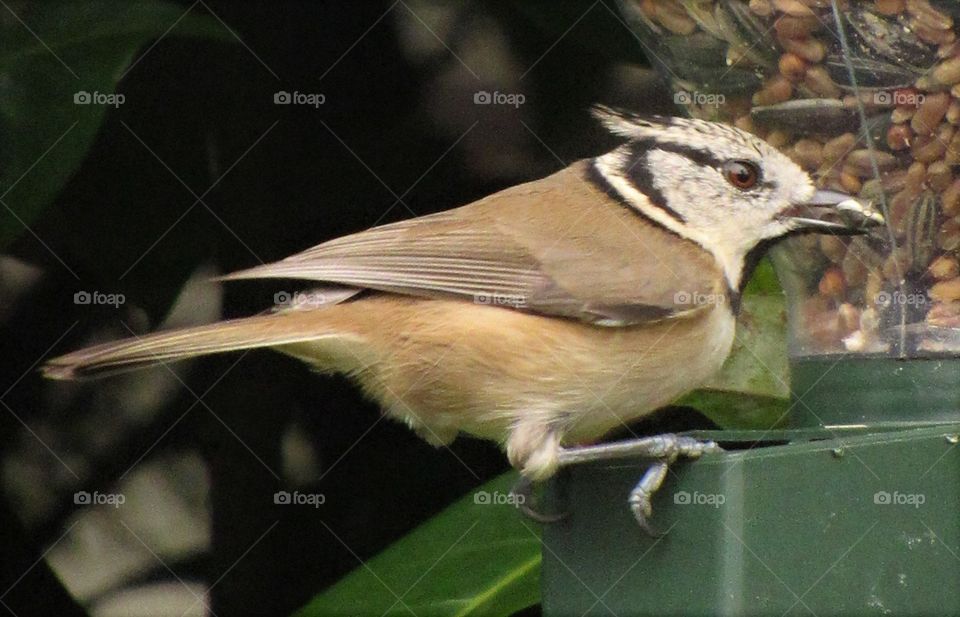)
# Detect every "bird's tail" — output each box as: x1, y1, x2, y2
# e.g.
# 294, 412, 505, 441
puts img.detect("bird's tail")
42, 310, 354, 380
